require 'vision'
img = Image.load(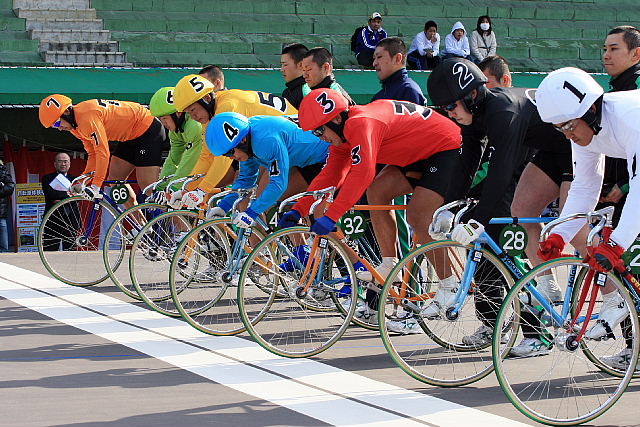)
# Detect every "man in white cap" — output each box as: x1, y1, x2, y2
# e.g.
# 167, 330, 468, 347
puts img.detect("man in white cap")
352, 12, 388, 67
